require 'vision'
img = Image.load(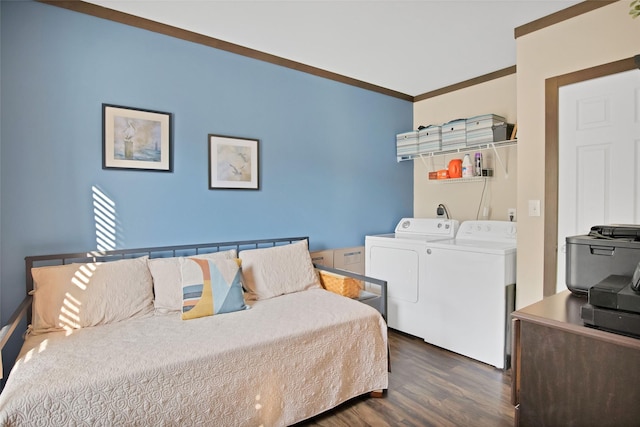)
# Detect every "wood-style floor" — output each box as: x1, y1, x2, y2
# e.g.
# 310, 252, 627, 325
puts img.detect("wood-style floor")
296, 329, 514, 427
